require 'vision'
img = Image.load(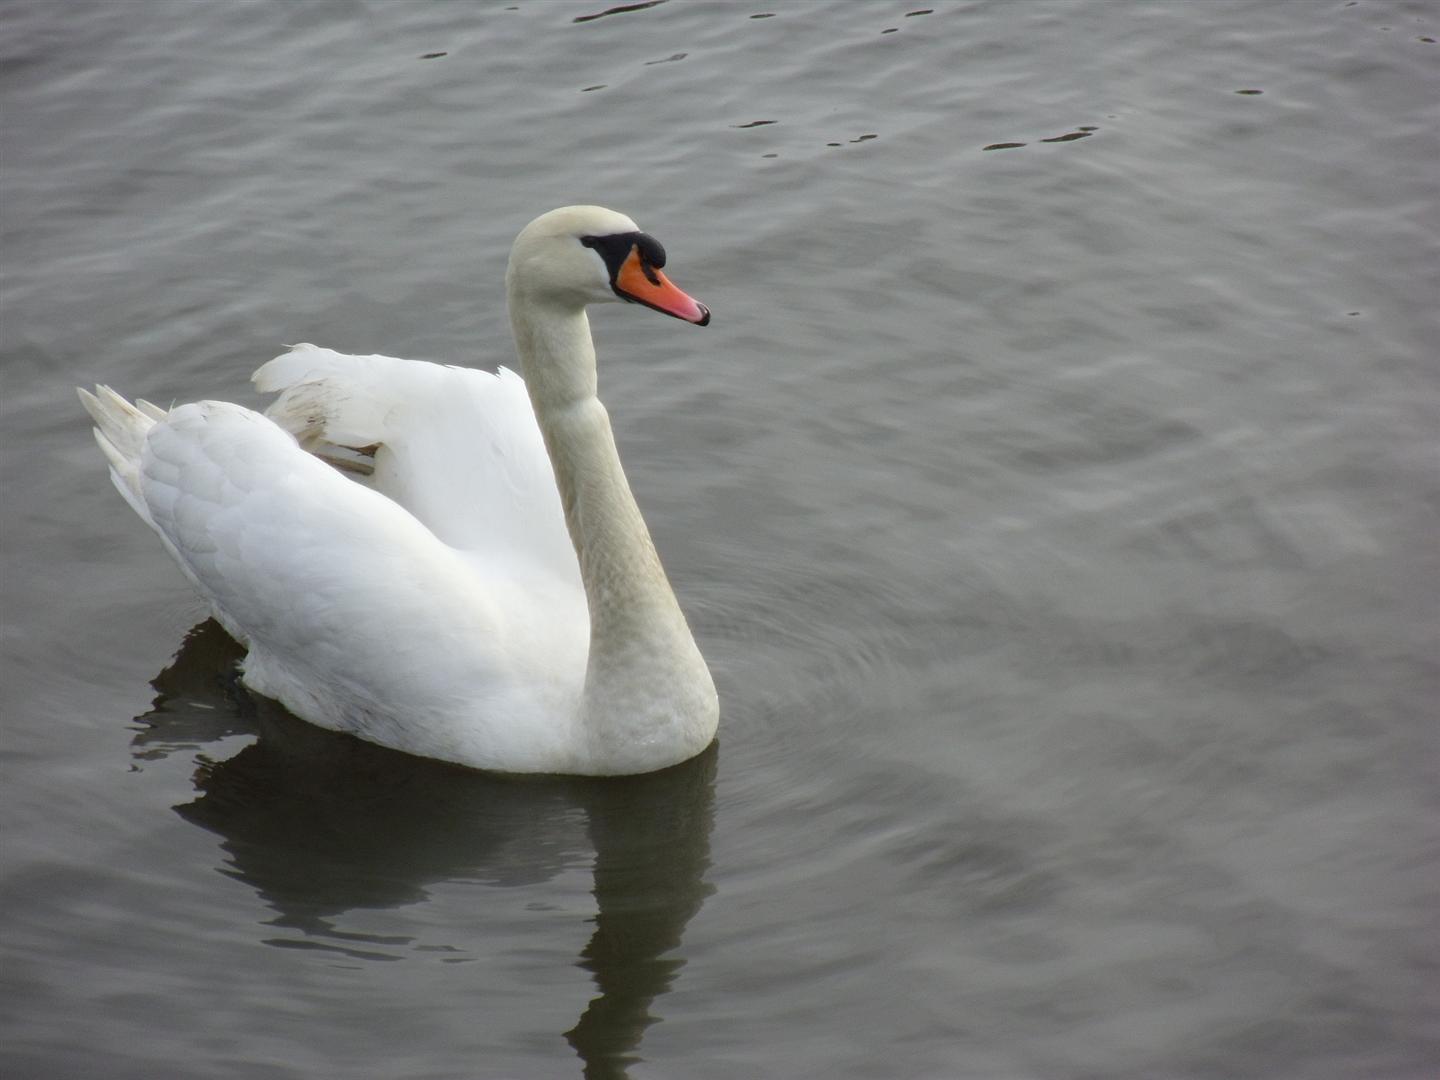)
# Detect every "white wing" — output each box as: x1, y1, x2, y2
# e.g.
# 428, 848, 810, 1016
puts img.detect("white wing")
79, 356, 590, 770
255, 344, 580, 590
